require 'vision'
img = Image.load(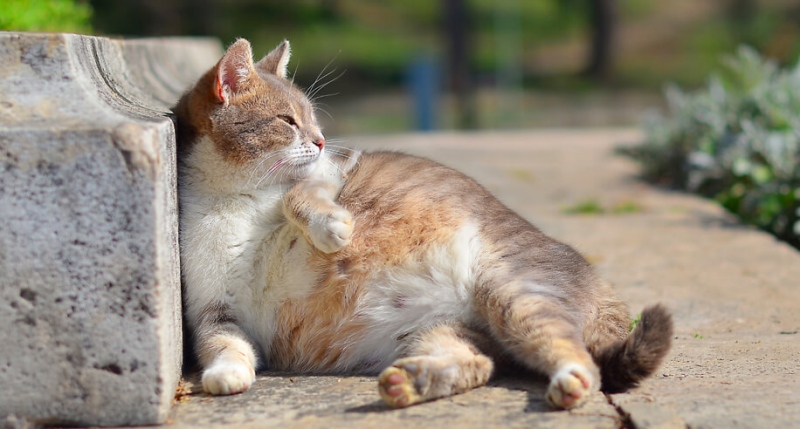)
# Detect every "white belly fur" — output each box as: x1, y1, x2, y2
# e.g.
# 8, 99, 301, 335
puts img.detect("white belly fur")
240, 221, 485, 372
